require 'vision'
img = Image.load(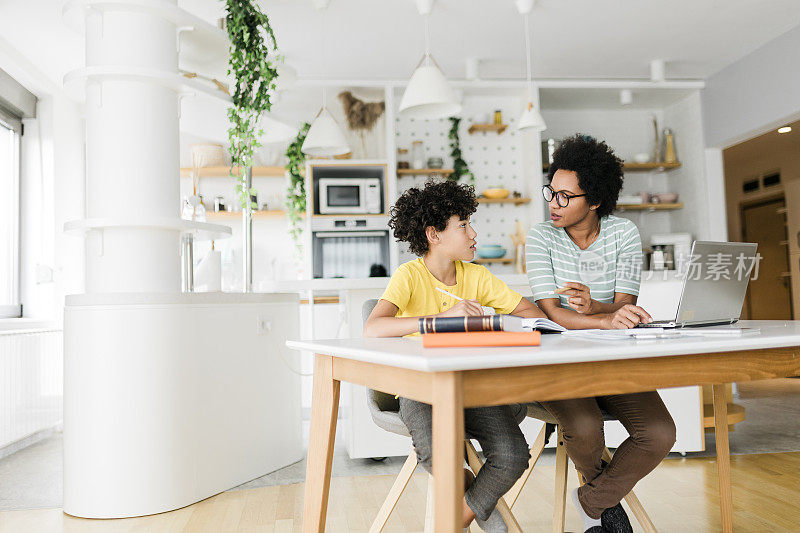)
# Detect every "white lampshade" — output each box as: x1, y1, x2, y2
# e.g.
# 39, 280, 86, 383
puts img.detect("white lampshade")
517, 103, 547, 132
399, 56, 461, 119
301, 107, 350, 157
